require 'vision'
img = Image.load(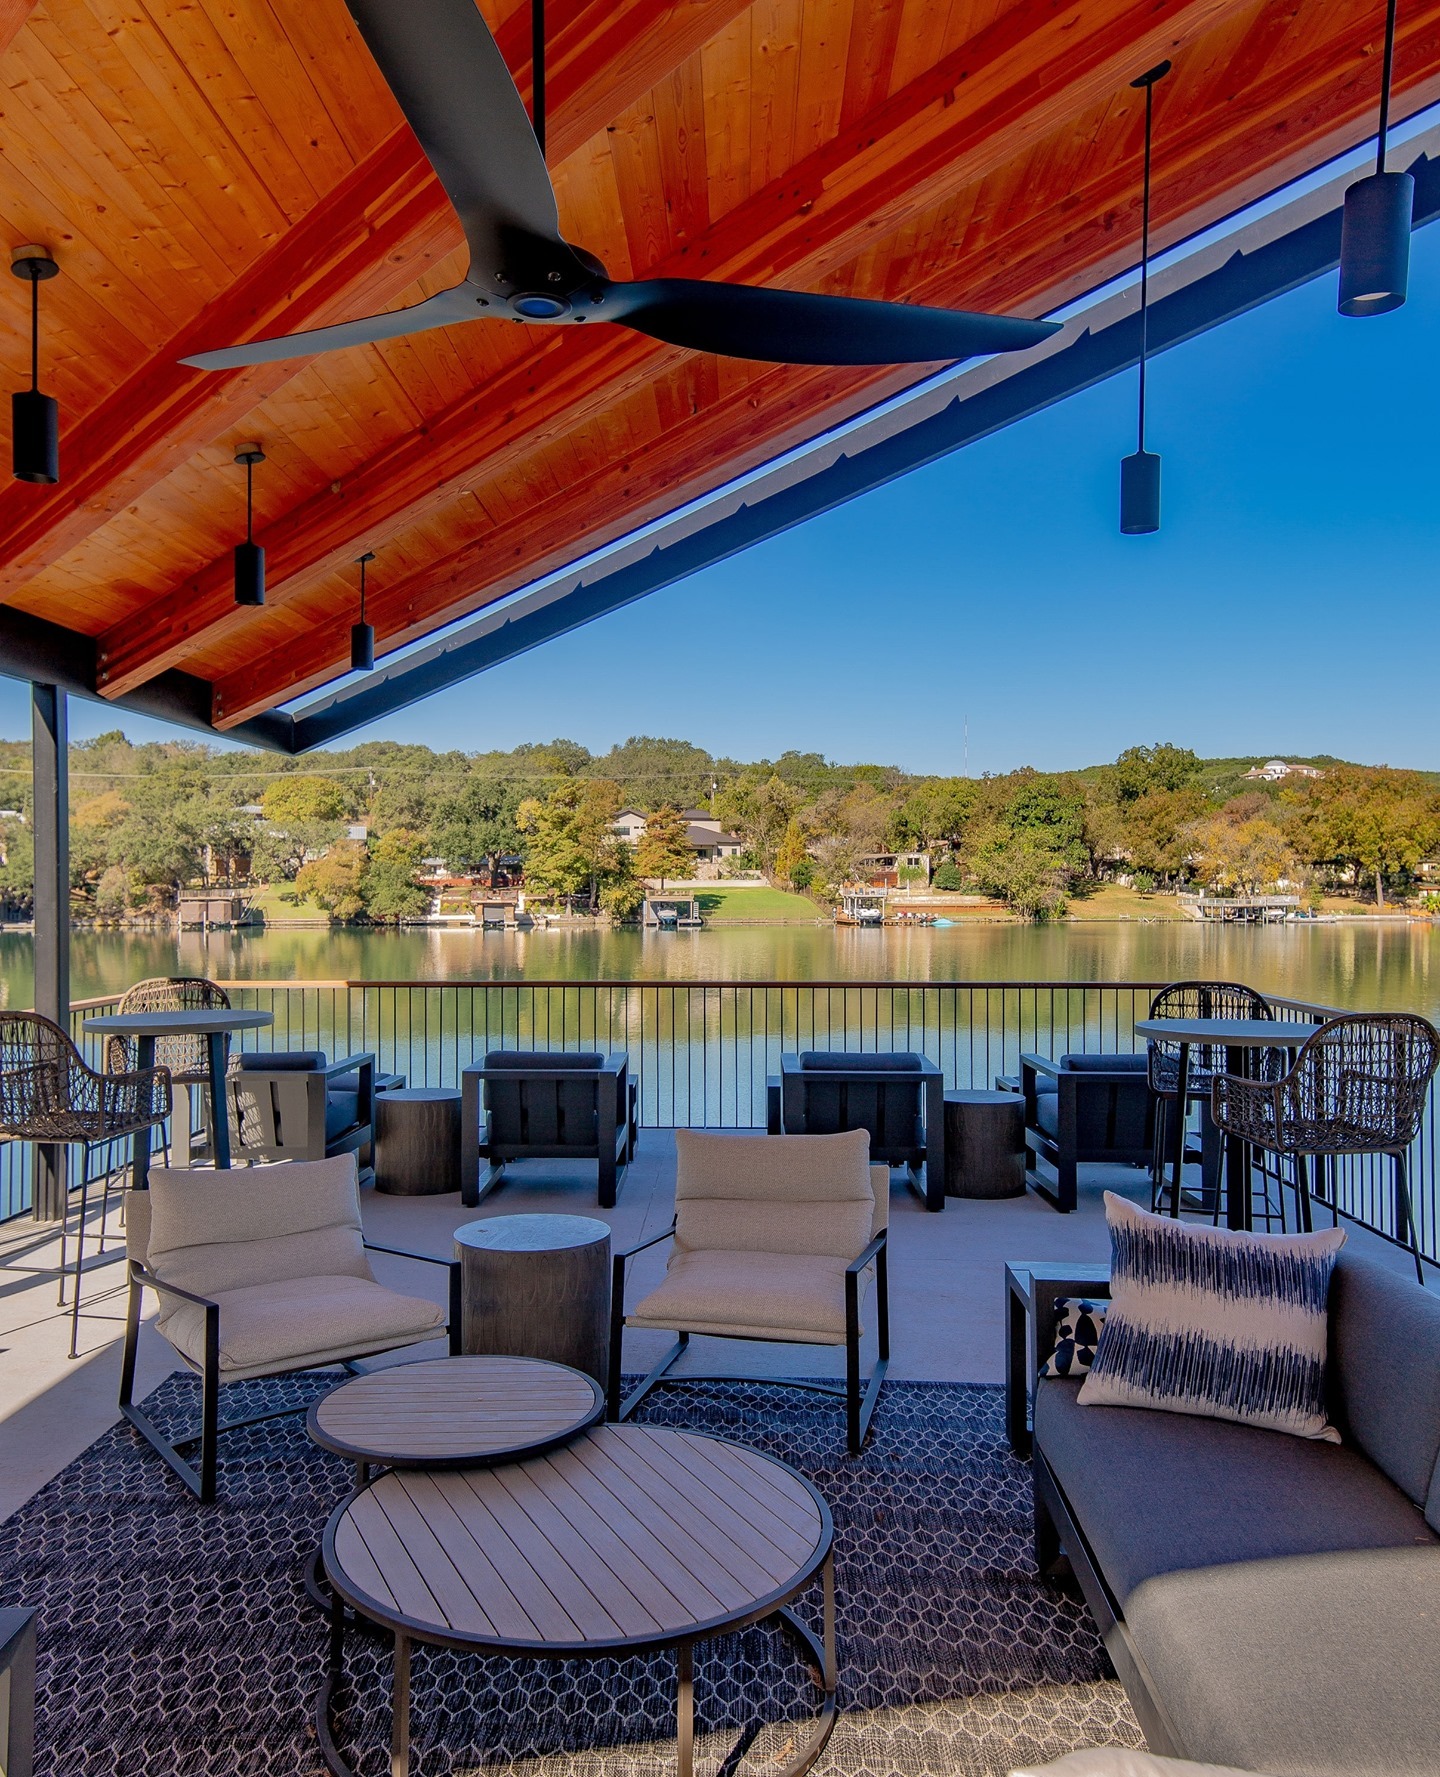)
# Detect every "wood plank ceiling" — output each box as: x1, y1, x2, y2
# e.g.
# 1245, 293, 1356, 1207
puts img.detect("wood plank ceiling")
0, 0, 1436, 728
